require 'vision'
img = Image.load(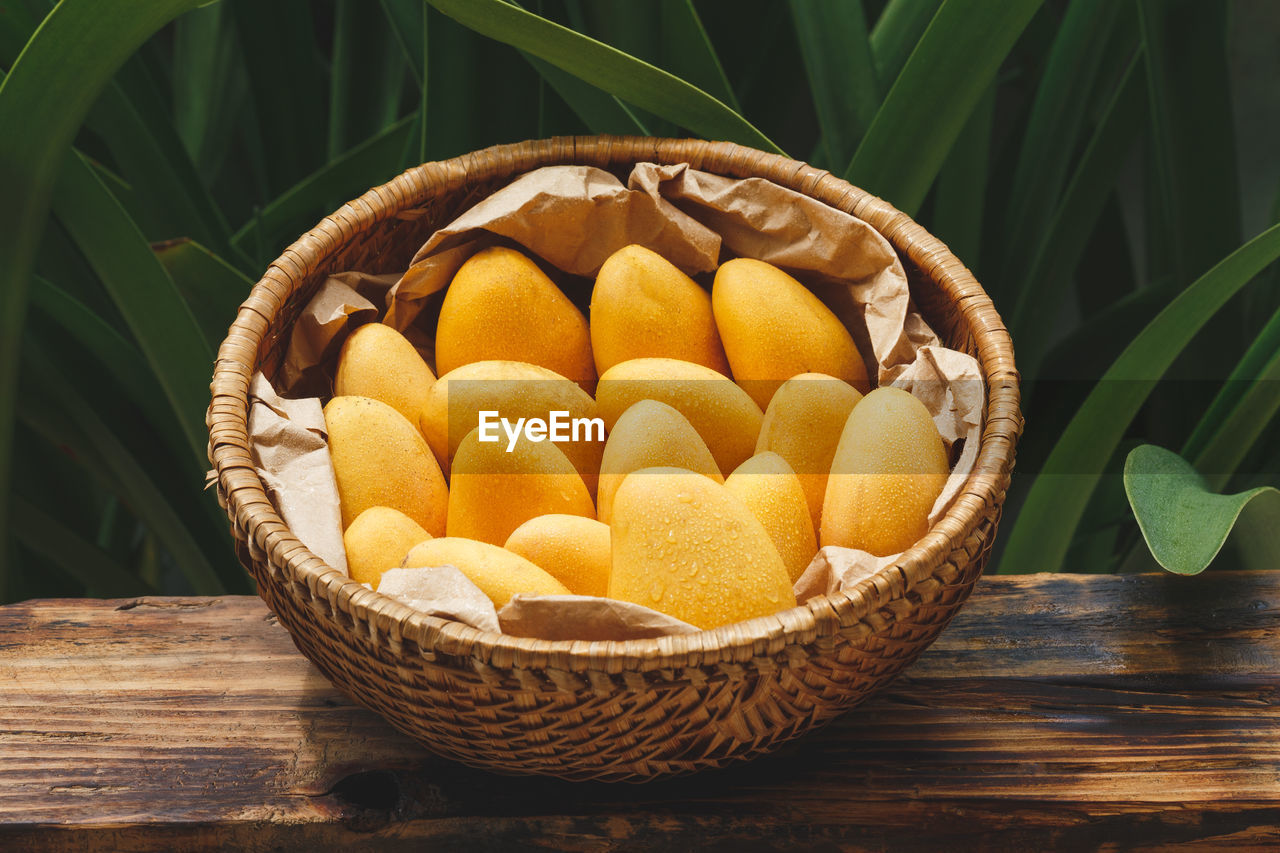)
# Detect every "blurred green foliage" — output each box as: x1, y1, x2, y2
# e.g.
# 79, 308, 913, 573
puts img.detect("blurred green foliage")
0, 0, 1276, 600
